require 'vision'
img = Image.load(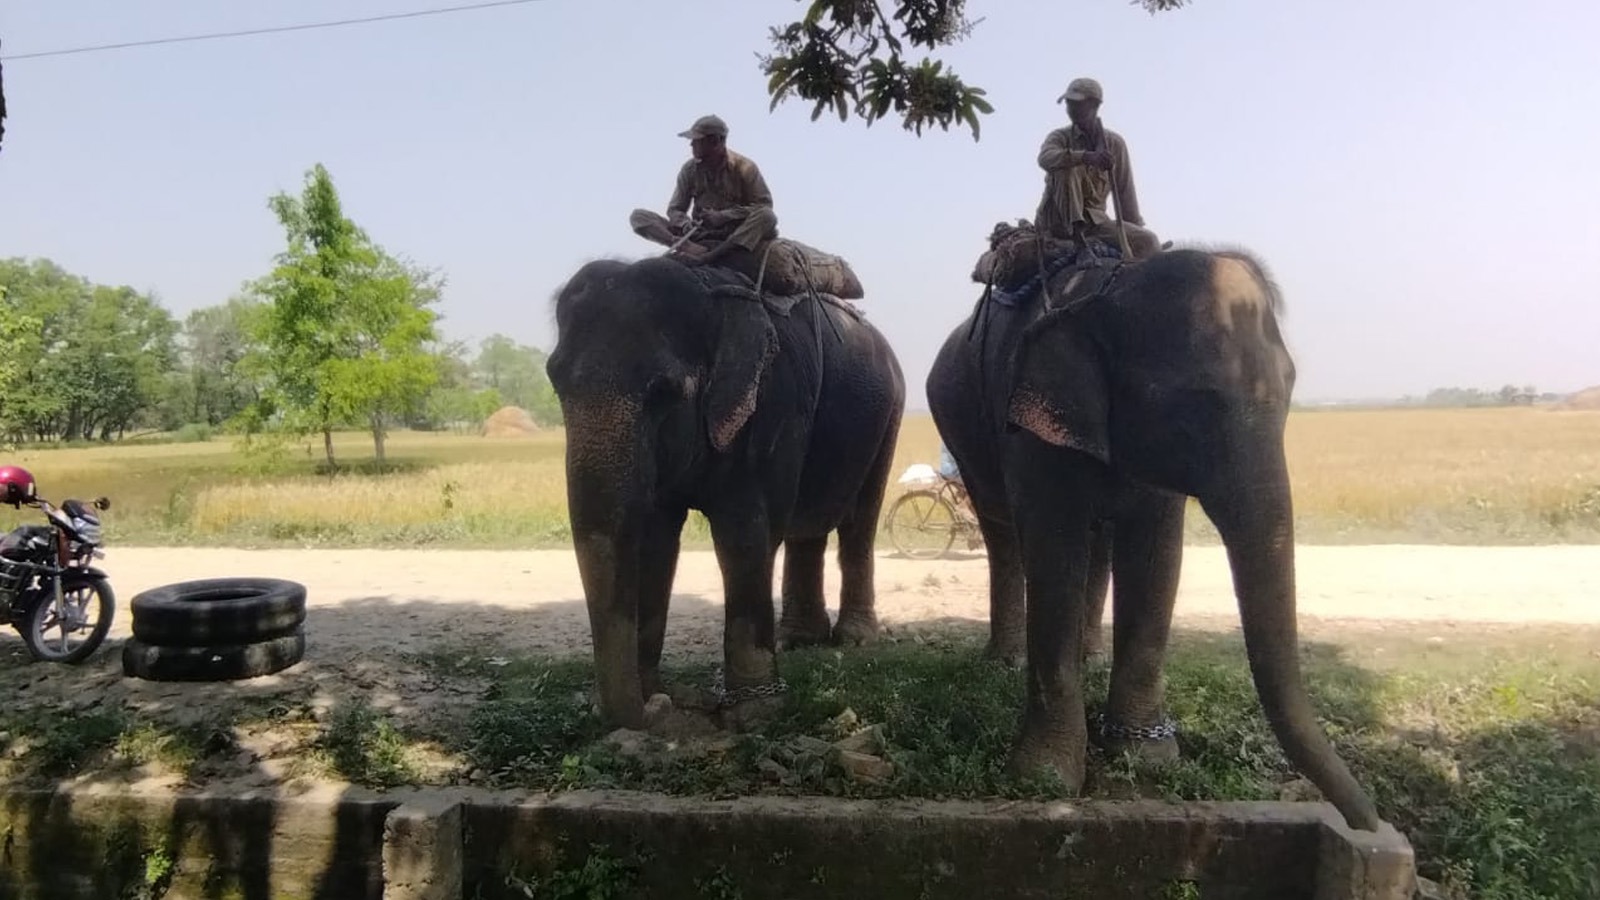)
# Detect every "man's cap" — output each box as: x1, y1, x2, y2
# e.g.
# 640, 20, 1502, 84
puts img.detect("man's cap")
1057, 77, 1103, 104
677, 114, 729, 140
